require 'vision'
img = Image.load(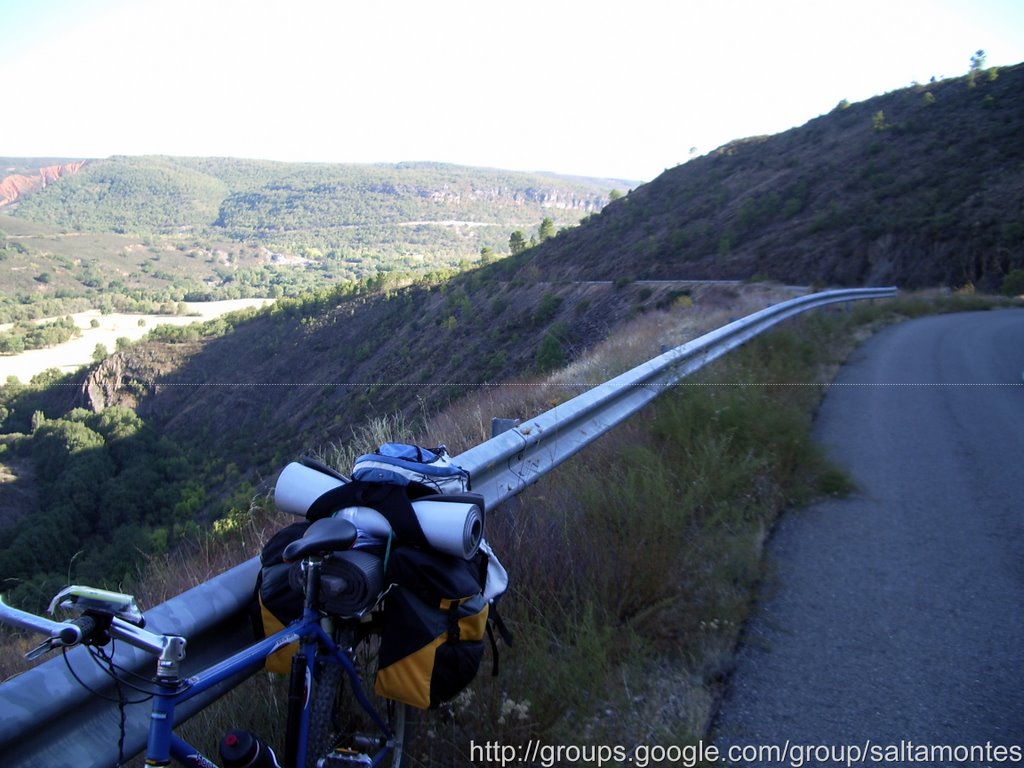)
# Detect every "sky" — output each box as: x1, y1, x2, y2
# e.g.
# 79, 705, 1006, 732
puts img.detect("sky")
3, 0, 1024, 182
